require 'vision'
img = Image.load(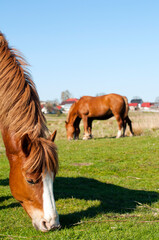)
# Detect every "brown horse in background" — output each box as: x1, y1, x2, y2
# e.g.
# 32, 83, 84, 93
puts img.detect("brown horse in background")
65, 94, 134, 140
0, 33, 60, 232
